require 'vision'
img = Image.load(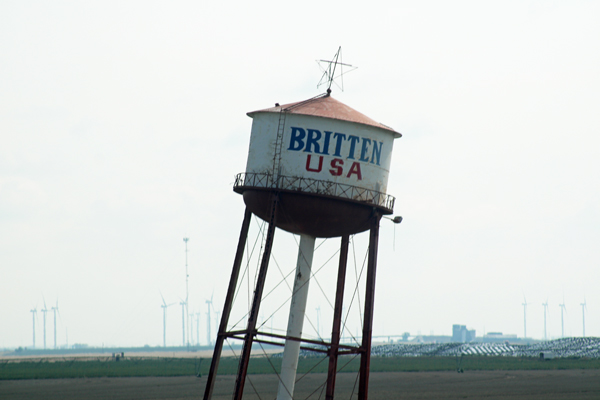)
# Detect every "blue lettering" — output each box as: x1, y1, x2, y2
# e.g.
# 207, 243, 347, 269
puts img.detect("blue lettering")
305, 129, 322, 154
347, 135, 360, 160
288, 127, 306, 151
322, 131, 332, 155
370, 141, 382, 166
333, 133, 346, 157
359, 138, 371, 162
